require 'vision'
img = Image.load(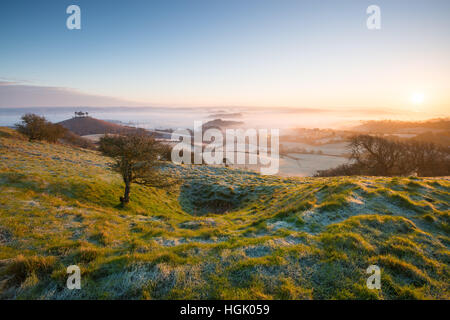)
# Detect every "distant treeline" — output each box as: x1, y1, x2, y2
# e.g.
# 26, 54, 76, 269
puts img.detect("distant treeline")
355, 118, 450, 133
406, 131, 450, 147
315, 135, 450, 177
